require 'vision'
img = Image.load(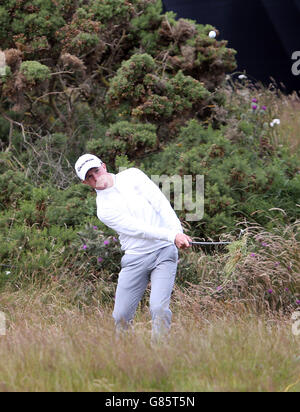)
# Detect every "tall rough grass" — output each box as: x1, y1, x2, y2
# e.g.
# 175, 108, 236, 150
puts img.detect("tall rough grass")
0, 221, 299, 392
177, 220, 300, 313
0, 283, 299, 392
277, 93, 300, 153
